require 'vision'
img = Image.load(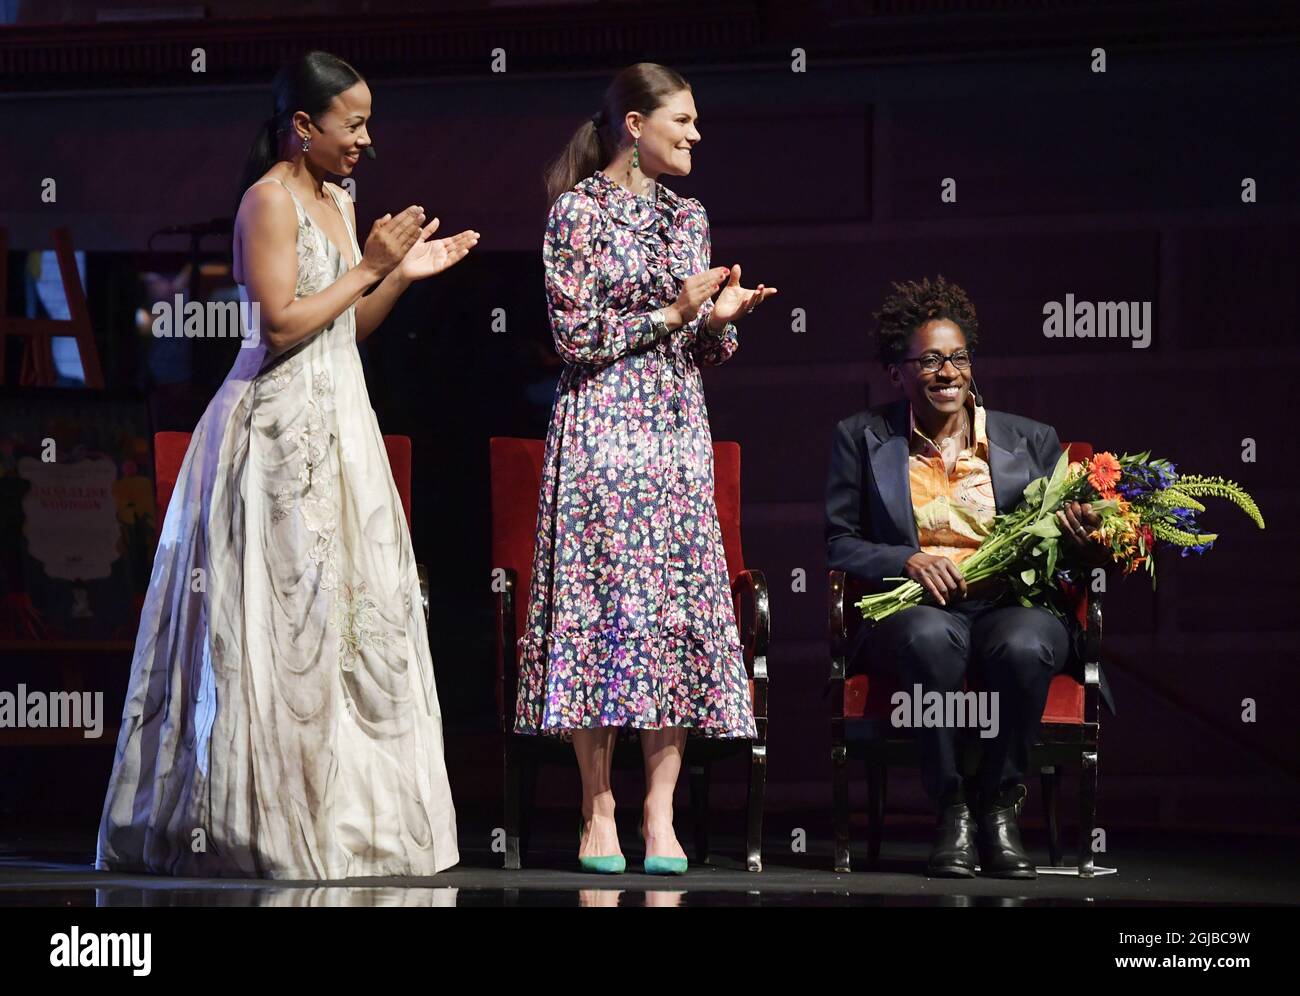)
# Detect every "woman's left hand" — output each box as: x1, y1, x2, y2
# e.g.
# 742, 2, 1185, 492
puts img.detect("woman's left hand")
398, 218, 480, 282
706, 264, 777, 331
1056, 500, 1110, 565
